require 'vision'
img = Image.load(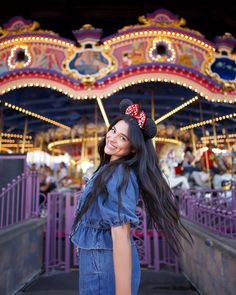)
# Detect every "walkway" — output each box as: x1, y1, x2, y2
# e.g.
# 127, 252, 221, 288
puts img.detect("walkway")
17, 268, 200, 295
